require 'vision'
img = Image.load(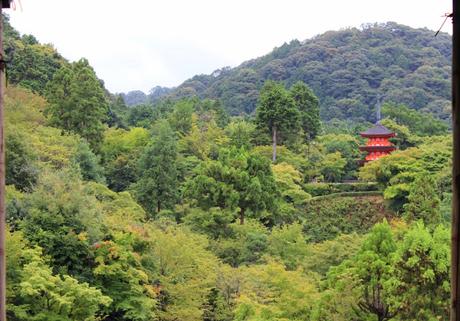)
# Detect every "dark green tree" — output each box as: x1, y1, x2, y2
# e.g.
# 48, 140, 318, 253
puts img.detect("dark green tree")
105, 155, 137, 192
45, 58, 108, 151
168, 99, 194, 135
133, 120, 179, 216
107, 94, 129, 129
382, 103, 448, 136
327, 221, 397, 321
20, 170, 102, 280
387, 223, 450, 321
127, 103, 155, 128
6, 130, 38, 192
185, 148, 278, 225
290, 81, 321, 141
73, 140, 105, 183
202, 288, 233, 321
255, 81, 300, 162
403, 175, 441, 227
